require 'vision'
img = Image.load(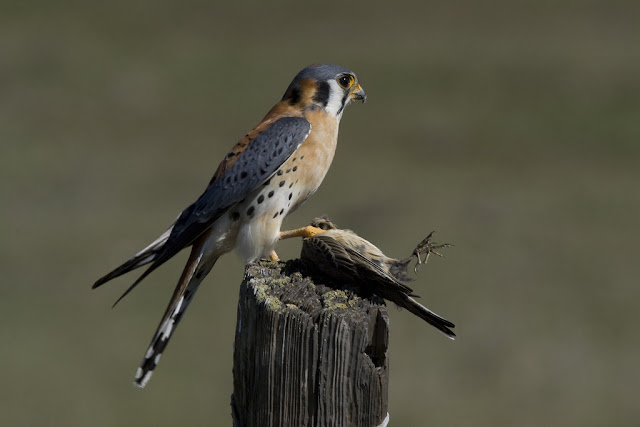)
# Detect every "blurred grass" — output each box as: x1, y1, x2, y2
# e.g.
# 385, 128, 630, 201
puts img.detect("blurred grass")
2, 0, 640, 425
